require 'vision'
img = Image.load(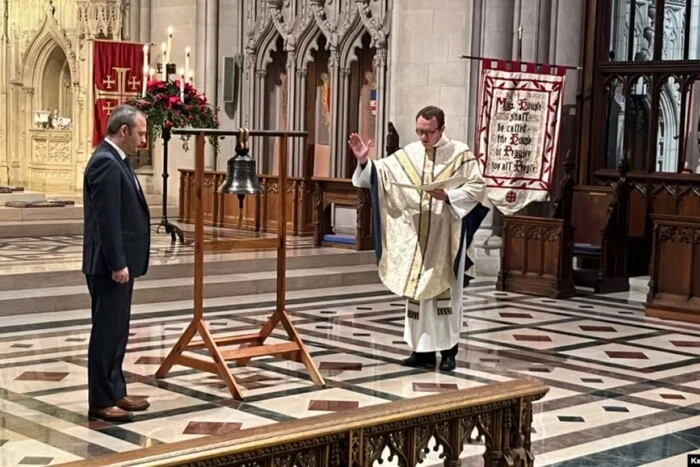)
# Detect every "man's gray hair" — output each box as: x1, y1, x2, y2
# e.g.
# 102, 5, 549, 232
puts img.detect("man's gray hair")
106, 104, 145, 136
